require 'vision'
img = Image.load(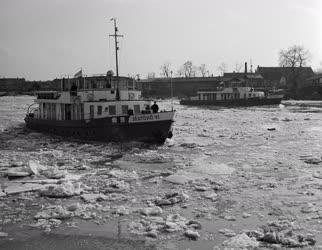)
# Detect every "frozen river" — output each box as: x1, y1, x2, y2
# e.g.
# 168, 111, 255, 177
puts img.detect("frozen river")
1, 95, 322, 249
